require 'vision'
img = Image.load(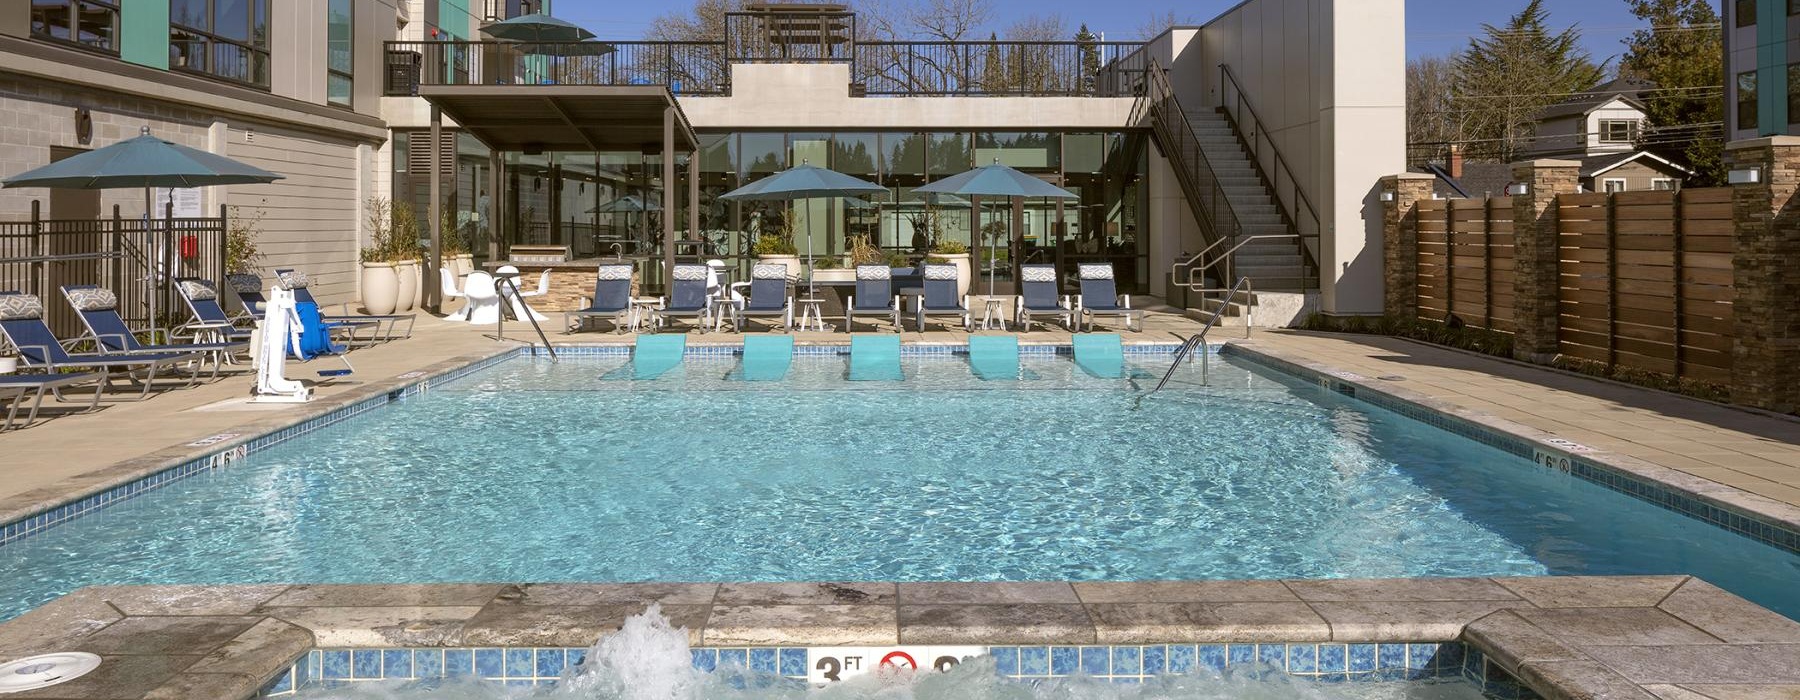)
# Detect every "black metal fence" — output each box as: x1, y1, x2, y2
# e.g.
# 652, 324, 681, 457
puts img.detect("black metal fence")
384, 38, 1147, 97
0, 202, 227, 338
